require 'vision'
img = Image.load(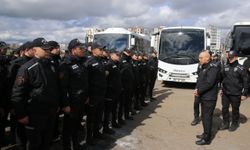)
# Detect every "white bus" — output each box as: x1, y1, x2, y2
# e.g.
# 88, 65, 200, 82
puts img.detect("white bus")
152, 27, 210, 83
93, 28, 150, 53
224, 22, 250, 64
